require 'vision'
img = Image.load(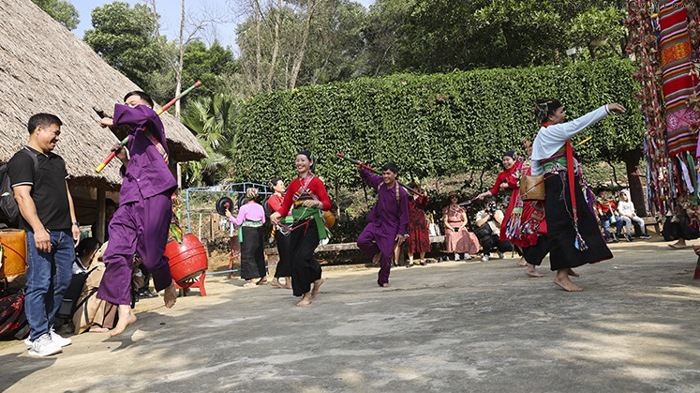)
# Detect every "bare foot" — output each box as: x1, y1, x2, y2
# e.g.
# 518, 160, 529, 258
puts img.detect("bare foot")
381, 283, 391, 288
89, 326, 109, 333
163, 282, 177, 308
311, 278, 324, 299
525, 265, 543, 277
554, 271, 583, 292
108, 305, 137, 337
372, 253, 381, 266
296, 293, 312, 307
256, 277, 268, 285
270, 278, 282, 288
567, 268, 579, 277
517, 257, 527, 267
